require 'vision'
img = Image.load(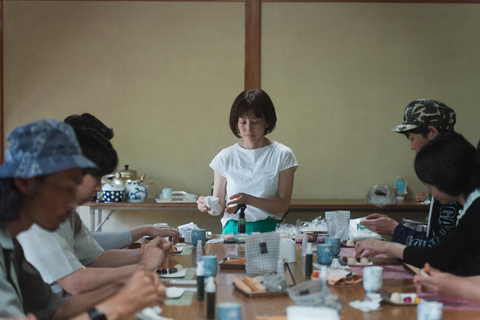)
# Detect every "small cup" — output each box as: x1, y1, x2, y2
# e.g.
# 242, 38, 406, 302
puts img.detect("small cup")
200, 255, 218, 277
417, 301, 443, 320
325, 237, 341, 257
363, 266, 383, 293
191, 229, 206, 246
162, 187, 173, 199
316, 244, 333, 266
217, 302, 242, 320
